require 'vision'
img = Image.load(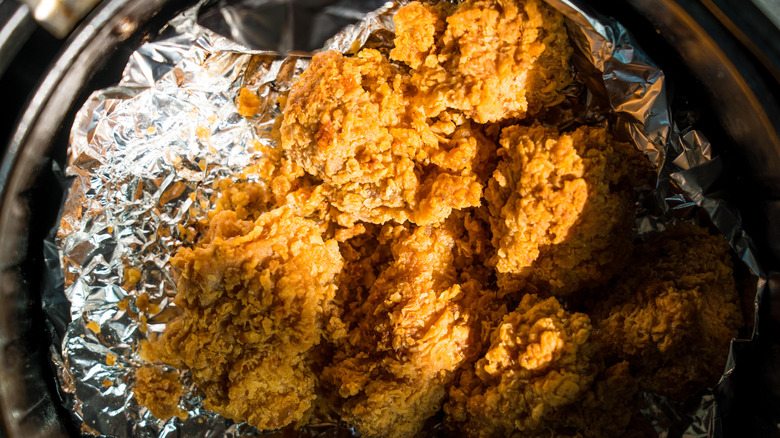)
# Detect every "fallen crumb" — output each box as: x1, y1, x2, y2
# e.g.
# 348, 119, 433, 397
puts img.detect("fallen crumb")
123, 267, 141, 288
86, 320, 101, 334
196, 125, 211, 141
237, 87, 261, 117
